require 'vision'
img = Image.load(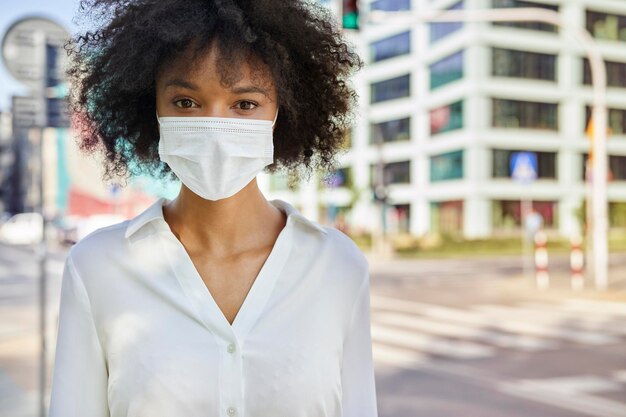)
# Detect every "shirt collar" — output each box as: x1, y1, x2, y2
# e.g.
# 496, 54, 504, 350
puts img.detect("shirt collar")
124, 197, 327, 240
